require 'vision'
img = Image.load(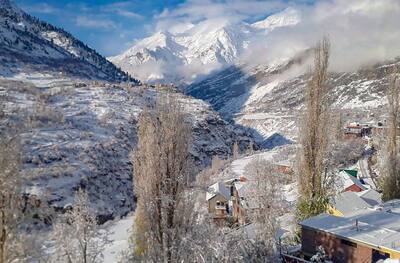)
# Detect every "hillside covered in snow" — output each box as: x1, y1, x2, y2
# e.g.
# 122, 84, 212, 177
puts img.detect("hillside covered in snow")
0, 0, 138, 83
187, 55, 400, 143
1, 78, 255, 220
